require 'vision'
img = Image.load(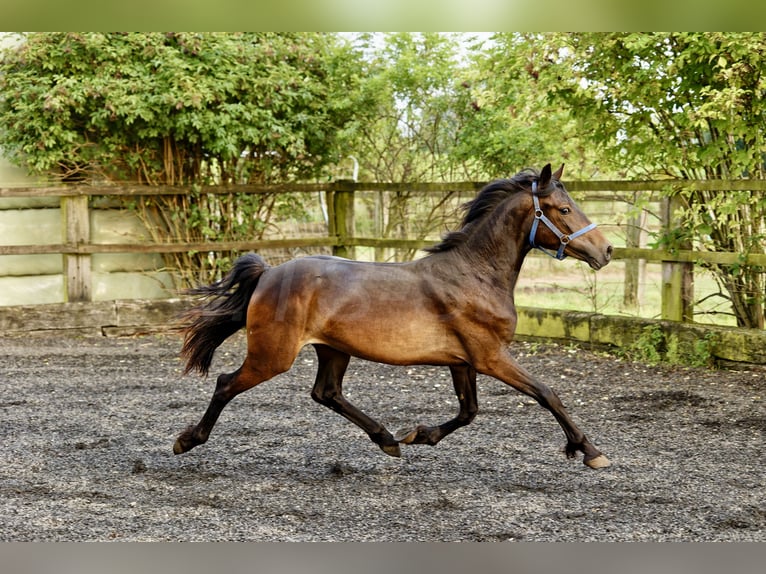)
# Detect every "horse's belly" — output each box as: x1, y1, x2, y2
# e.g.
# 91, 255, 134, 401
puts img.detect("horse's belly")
307, 315, 465, 366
